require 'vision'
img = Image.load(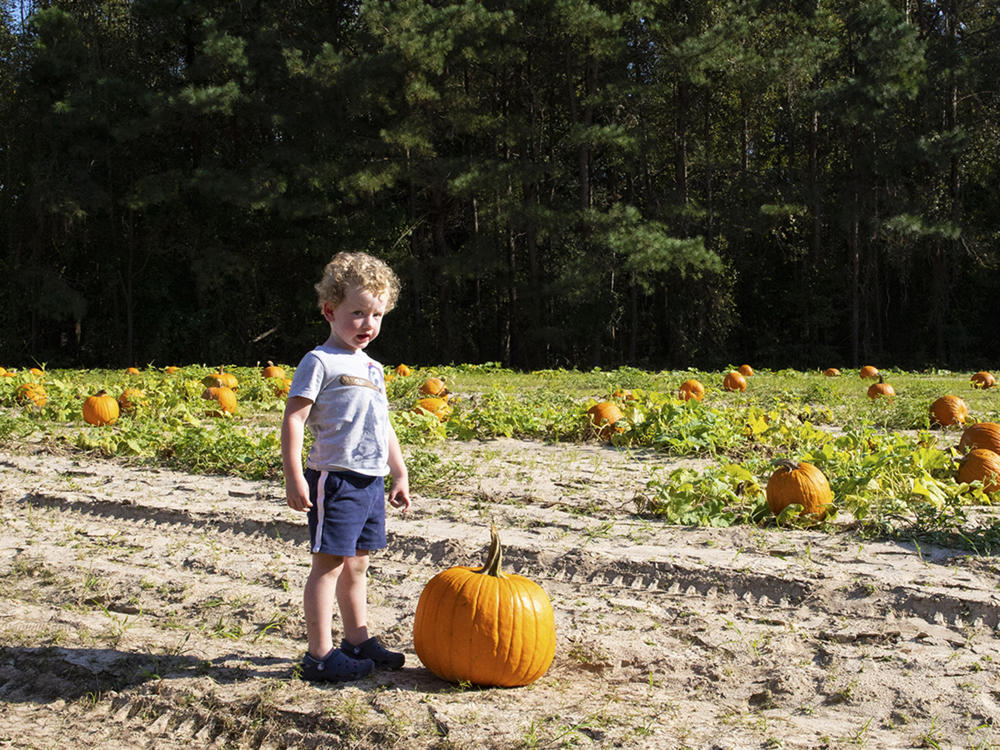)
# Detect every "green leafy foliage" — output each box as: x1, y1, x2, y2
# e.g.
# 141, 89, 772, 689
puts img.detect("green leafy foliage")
2, 364, 998, 550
